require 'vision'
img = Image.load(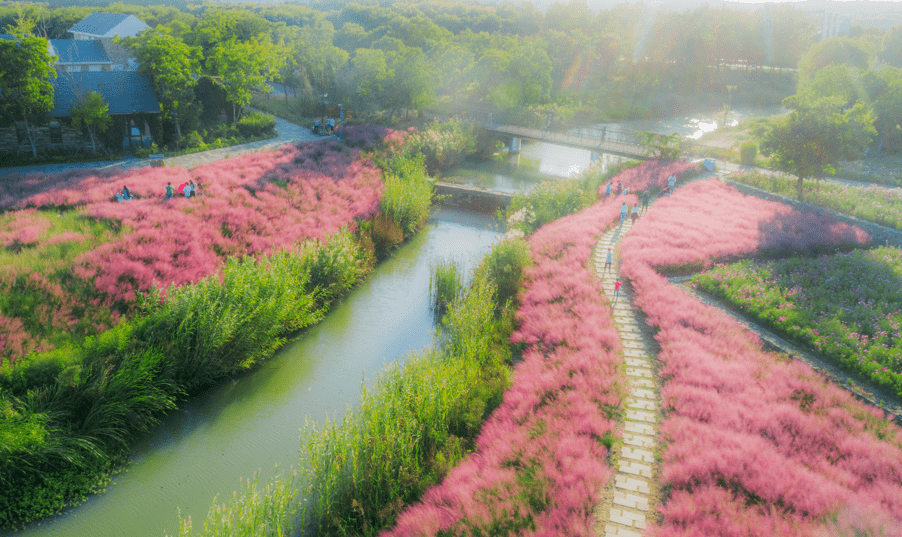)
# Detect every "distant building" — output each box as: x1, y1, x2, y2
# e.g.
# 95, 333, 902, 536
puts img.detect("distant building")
67, 13, 150, 71
67, 13, 149, 41
50, 71, 160, 118
821, 12, 851, 39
